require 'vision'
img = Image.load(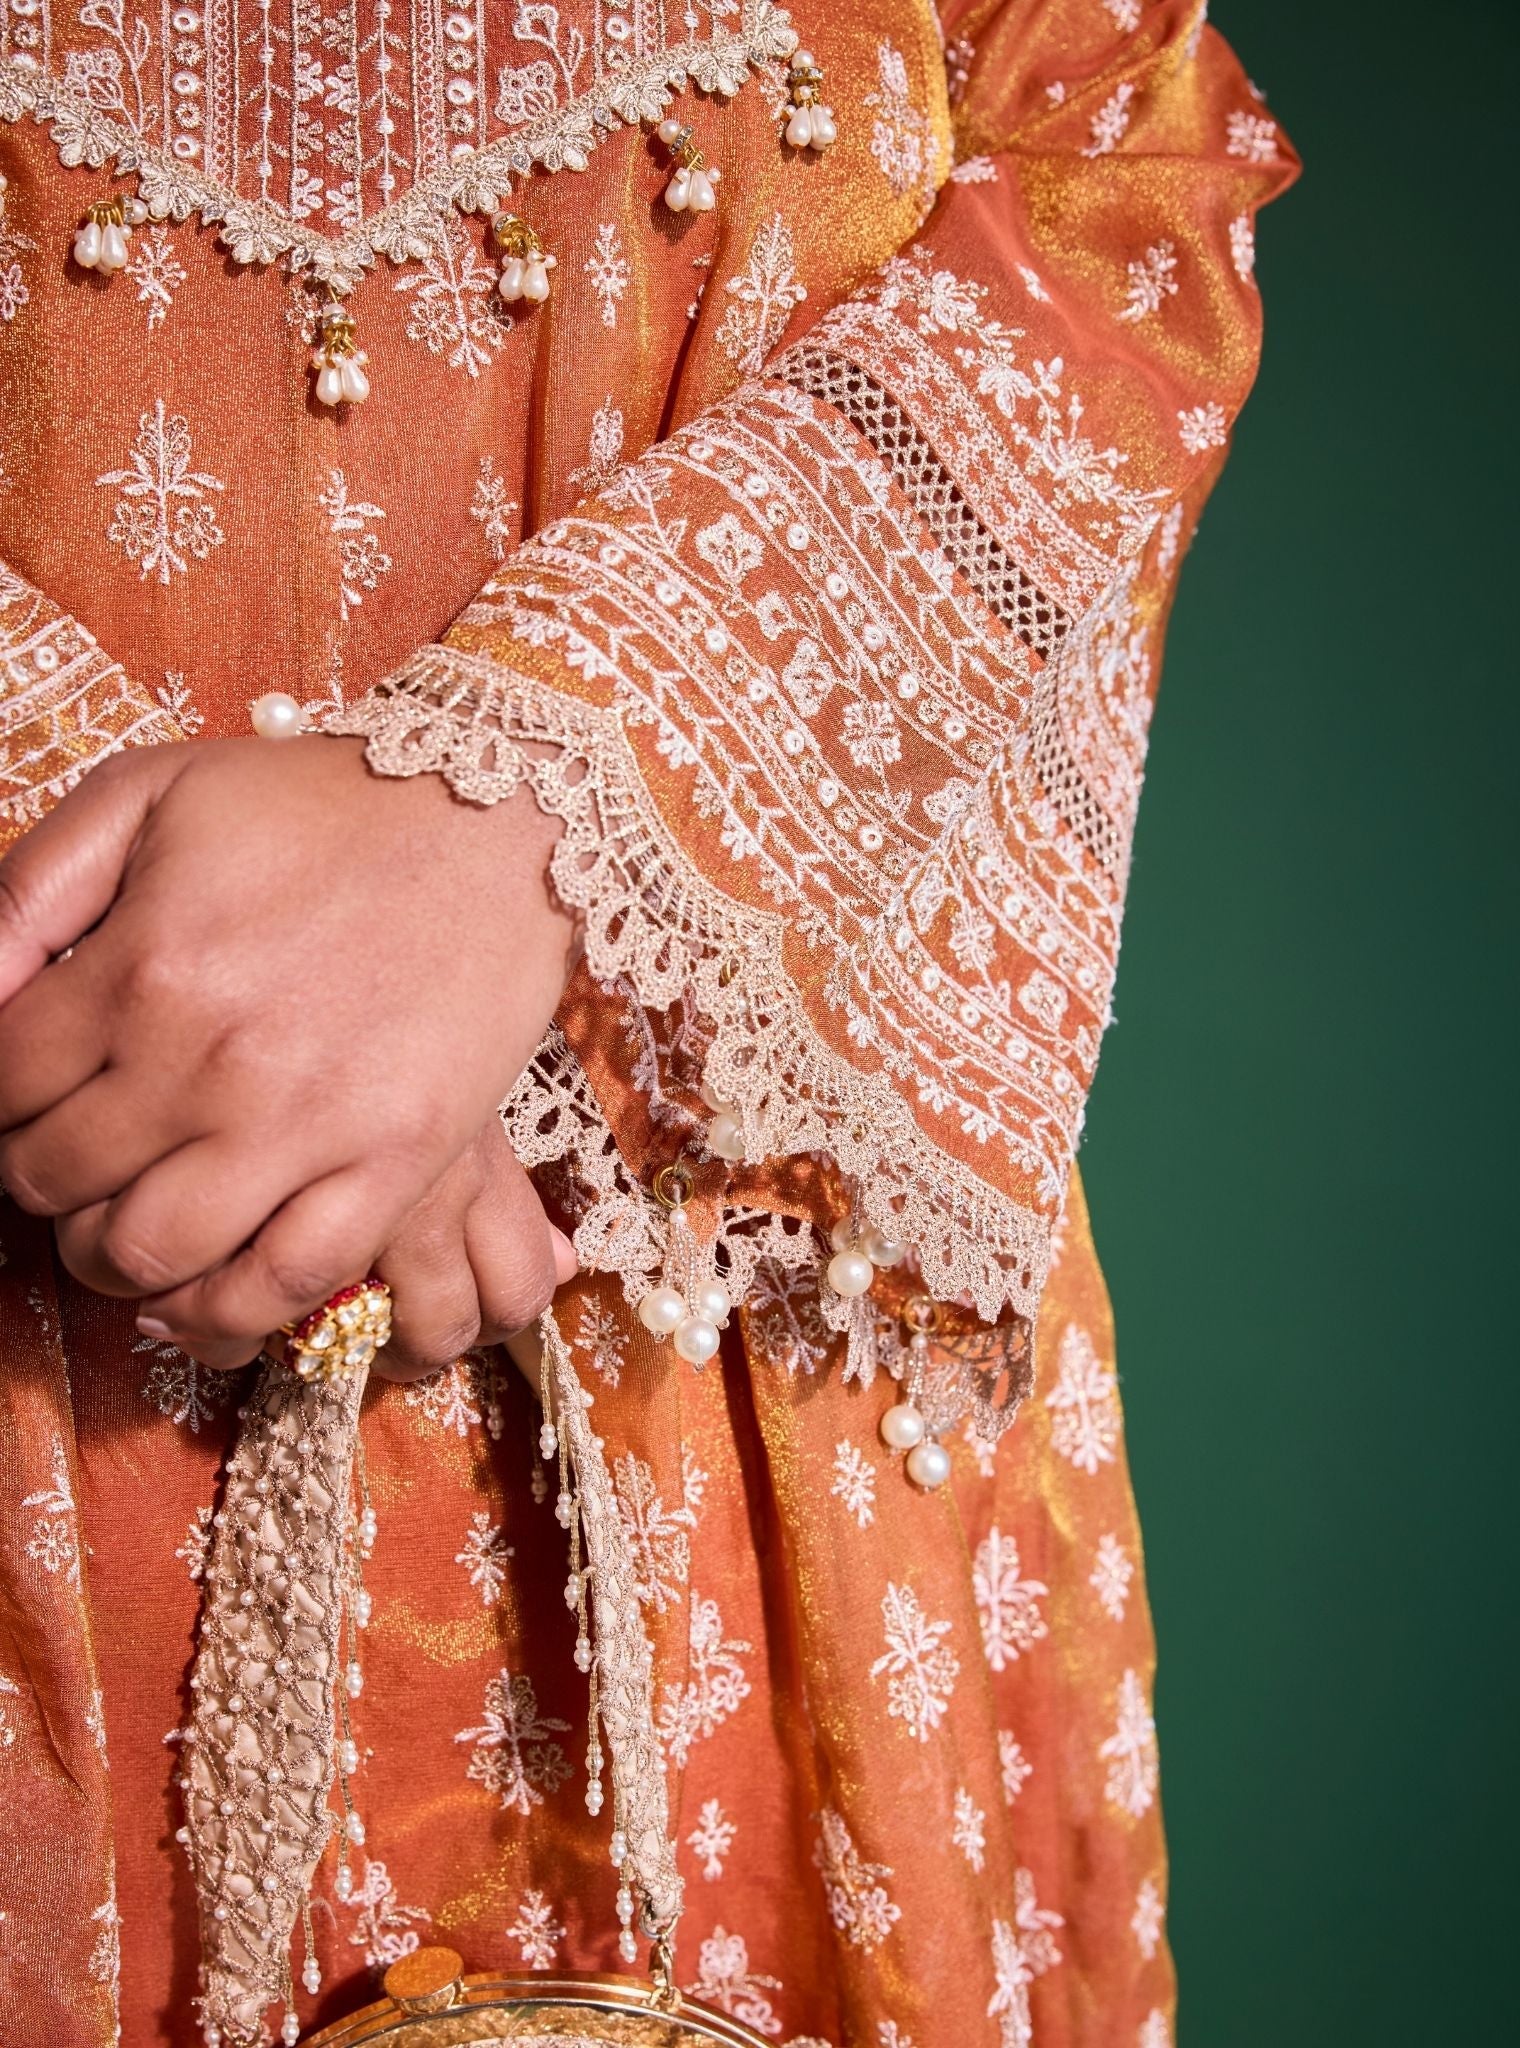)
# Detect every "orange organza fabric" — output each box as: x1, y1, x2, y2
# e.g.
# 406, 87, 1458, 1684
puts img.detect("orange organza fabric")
0, 2, 1294, 2040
